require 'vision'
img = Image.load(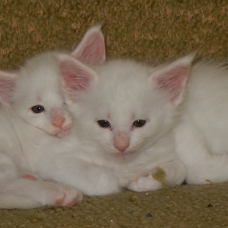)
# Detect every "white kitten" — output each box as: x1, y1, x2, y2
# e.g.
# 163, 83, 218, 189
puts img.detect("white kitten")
38, 53, 189, 195
71, 50, 228, 187
0, 52, 83, 209
174, 59, 228, 185
46, 36, 228, 195
0, 24, 105, 209
0, 24, 190, 208
25, 23, 228, 199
